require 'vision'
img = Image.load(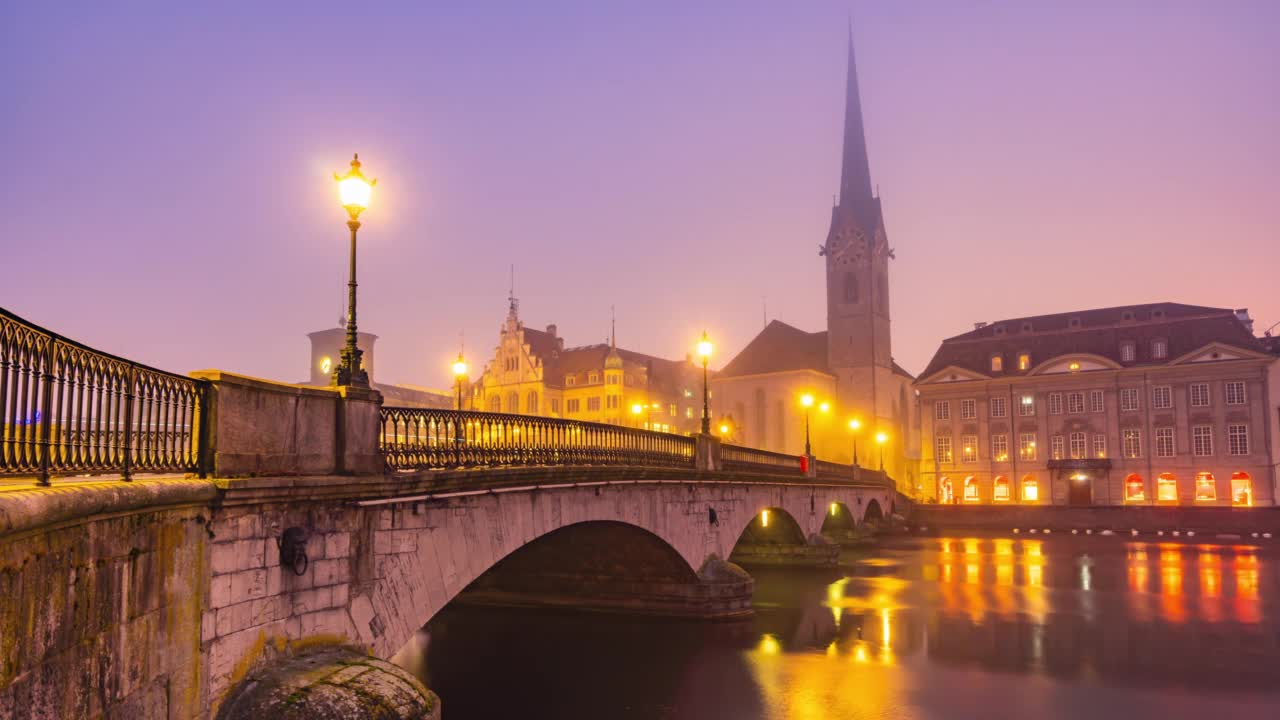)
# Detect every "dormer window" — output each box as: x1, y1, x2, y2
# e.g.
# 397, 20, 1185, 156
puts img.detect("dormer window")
565, 376, 576, 386
1121, 310, 1135, 322
1068, 317, 1081, 329
990, 355, 1004, 373
1017, 353, 1031, 371
1152, 339, 1168, 360
1021, 321, 1033, 333
1152, 309, 1166, 320
588, 372, 600, 384
1120, 341, 1136, 362
993, 325, 1006, 336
